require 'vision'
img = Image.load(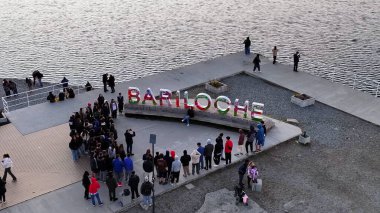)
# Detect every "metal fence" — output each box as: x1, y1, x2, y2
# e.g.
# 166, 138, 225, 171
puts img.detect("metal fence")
1, 82, 90, 113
